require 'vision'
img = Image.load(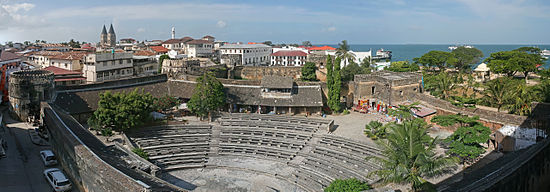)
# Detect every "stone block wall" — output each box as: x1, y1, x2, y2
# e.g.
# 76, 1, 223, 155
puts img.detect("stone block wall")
9, 70, 55, 120
234, 66, 302, 80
